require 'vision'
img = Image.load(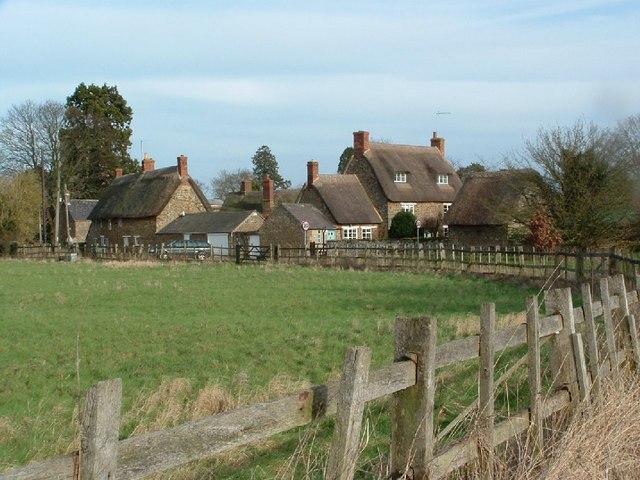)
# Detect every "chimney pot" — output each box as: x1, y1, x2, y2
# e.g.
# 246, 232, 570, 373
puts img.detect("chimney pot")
177, 155, 188, 182
262, 175, 274, 218
142, 156, 155, 172
307, 160, 319, 186
430, 132, 446, 157
353, 131, 370, 159
241, 178, 253, 194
